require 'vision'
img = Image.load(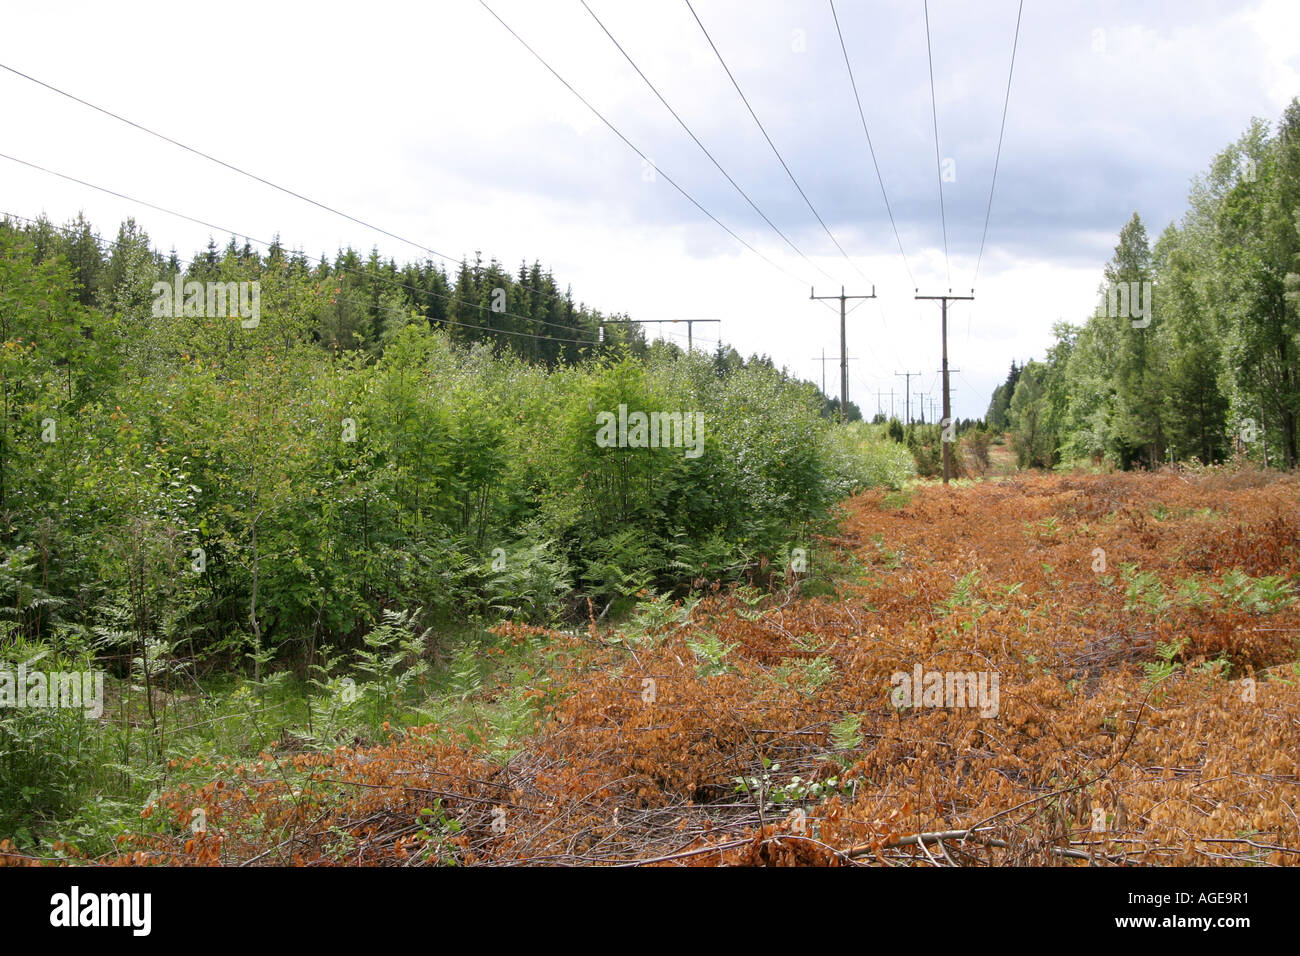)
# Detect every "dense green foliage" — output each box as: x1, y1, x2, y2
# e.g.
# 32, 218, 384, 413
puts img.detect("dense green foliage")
997, 100, 1300, 469
823, 421, 915, 489
0, 211, 909, 659
0, 212, 915, 845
